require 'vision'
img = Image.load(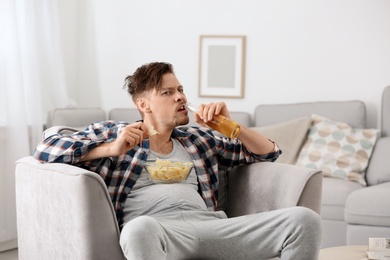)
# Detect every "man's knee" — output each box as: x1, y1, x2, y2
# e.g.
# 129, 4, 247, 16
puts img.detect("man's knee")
292, 207, 321, 226
120, 216, 165, 252
287, 207, 323, 239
